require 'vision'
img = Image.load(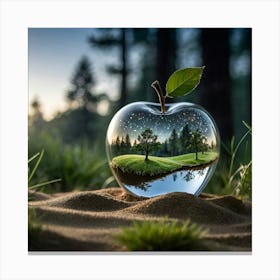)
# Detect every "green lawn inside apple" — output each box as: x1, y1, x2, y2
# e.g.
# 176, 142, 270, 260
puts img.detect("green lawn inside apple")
111, 151, 218, 177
